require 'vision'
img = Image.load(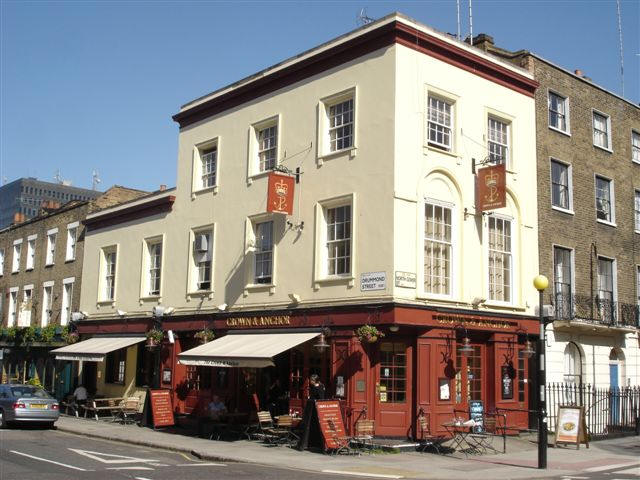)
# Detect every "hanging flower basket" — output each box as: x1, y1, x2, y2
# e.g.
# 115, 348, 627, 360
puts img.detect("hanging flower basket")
194, 329, 215, 344
355, 325, 385, 344
146, 329, 164, 348
62, 330, 80, 344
